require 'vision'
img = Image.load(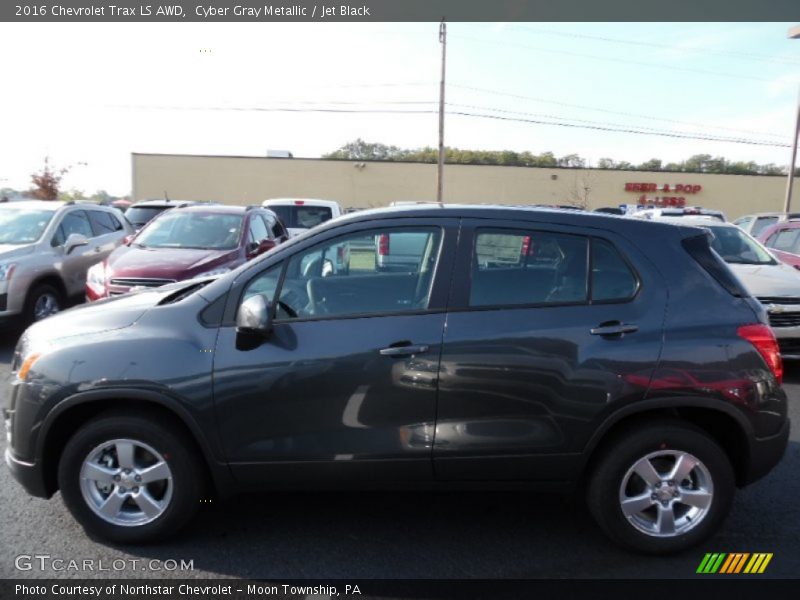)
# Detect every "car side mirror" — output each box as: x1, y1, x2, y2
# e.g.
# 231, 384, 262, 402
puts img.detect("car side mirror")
64, 233, 89, 255
236, 294, 273, 337
248, 239, 276, 258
